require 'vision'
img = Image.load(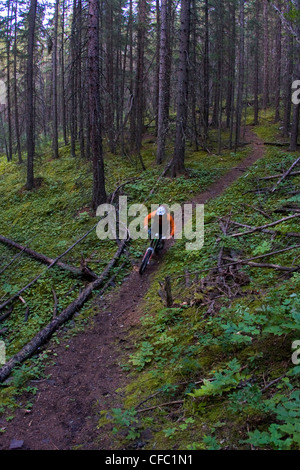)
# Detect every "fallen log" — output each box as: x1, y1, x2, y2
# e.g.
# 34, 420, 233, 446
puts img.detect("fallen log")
0, 234, 97, 281
263, 142, 290, 147
0, 239, 126, 384
0, 223, 100, 313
